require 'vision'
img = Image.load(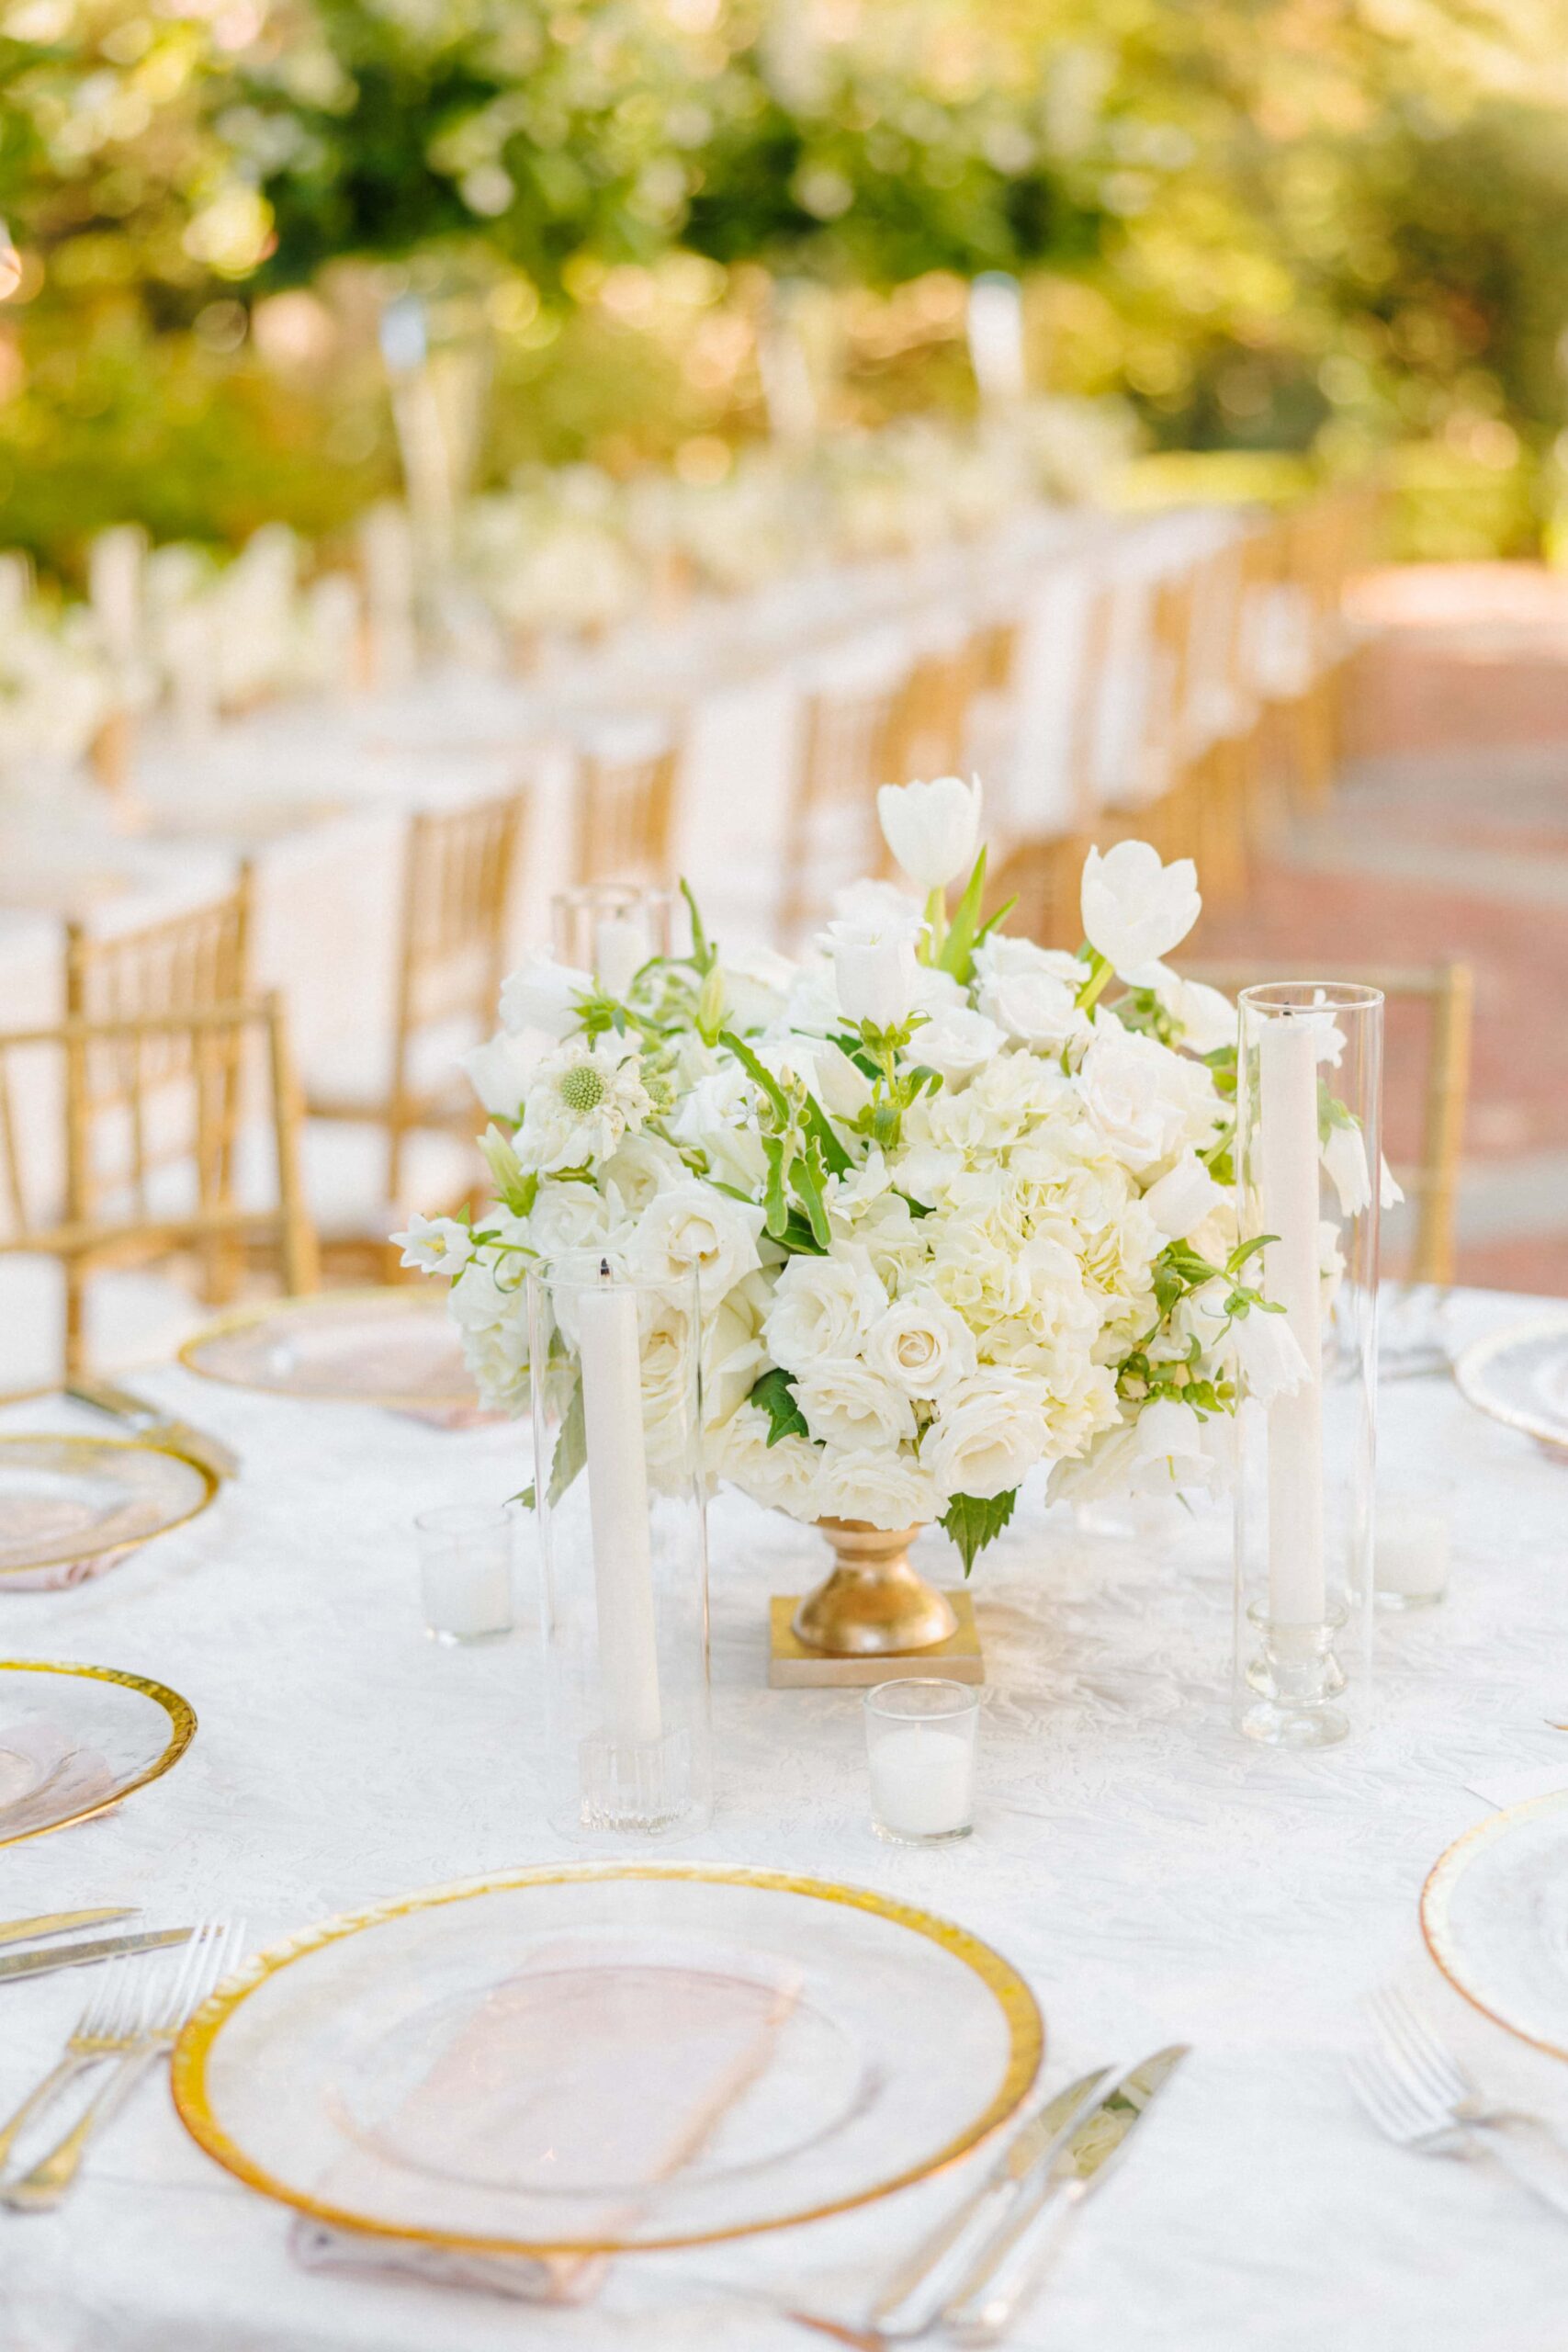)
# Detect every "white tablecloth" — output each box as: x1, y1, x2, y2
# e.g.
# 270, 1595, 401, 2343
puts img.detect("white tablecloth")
1, 1285, 1566, 2347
